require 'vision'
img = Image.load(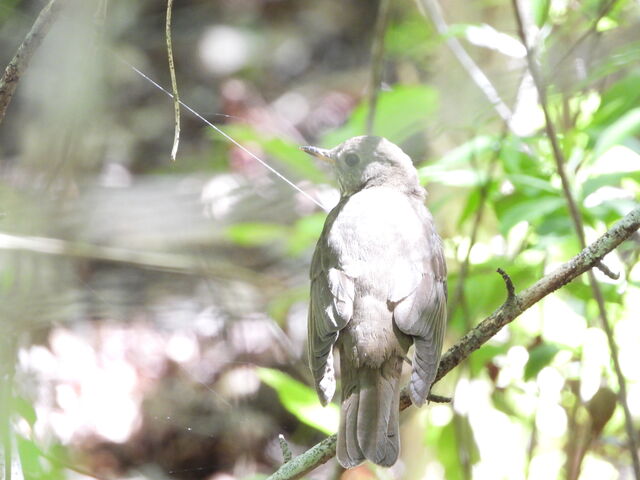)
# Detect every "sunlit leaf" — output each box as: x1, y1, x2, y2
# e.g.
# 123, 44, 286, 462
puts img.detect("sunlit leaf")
450, 23, 526, 58
593, 107, 640, 158
322, 85, 438, 146
257, 368, 339, 434
524, 343, 560, 381
582, 171, 640, 198
532, 0, 551, 27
